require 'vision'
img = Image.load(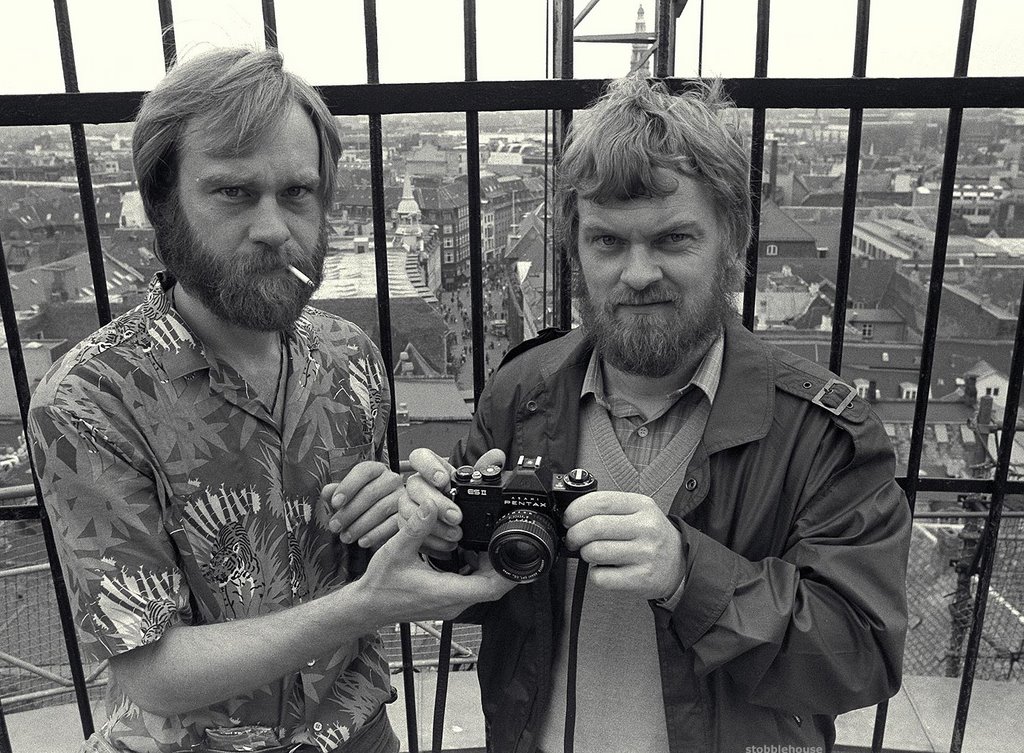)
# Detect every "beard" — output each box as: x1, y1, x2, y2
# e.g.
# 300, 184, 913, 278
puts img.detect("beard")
577, 255, 738, 378
153, 196, 328, 332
